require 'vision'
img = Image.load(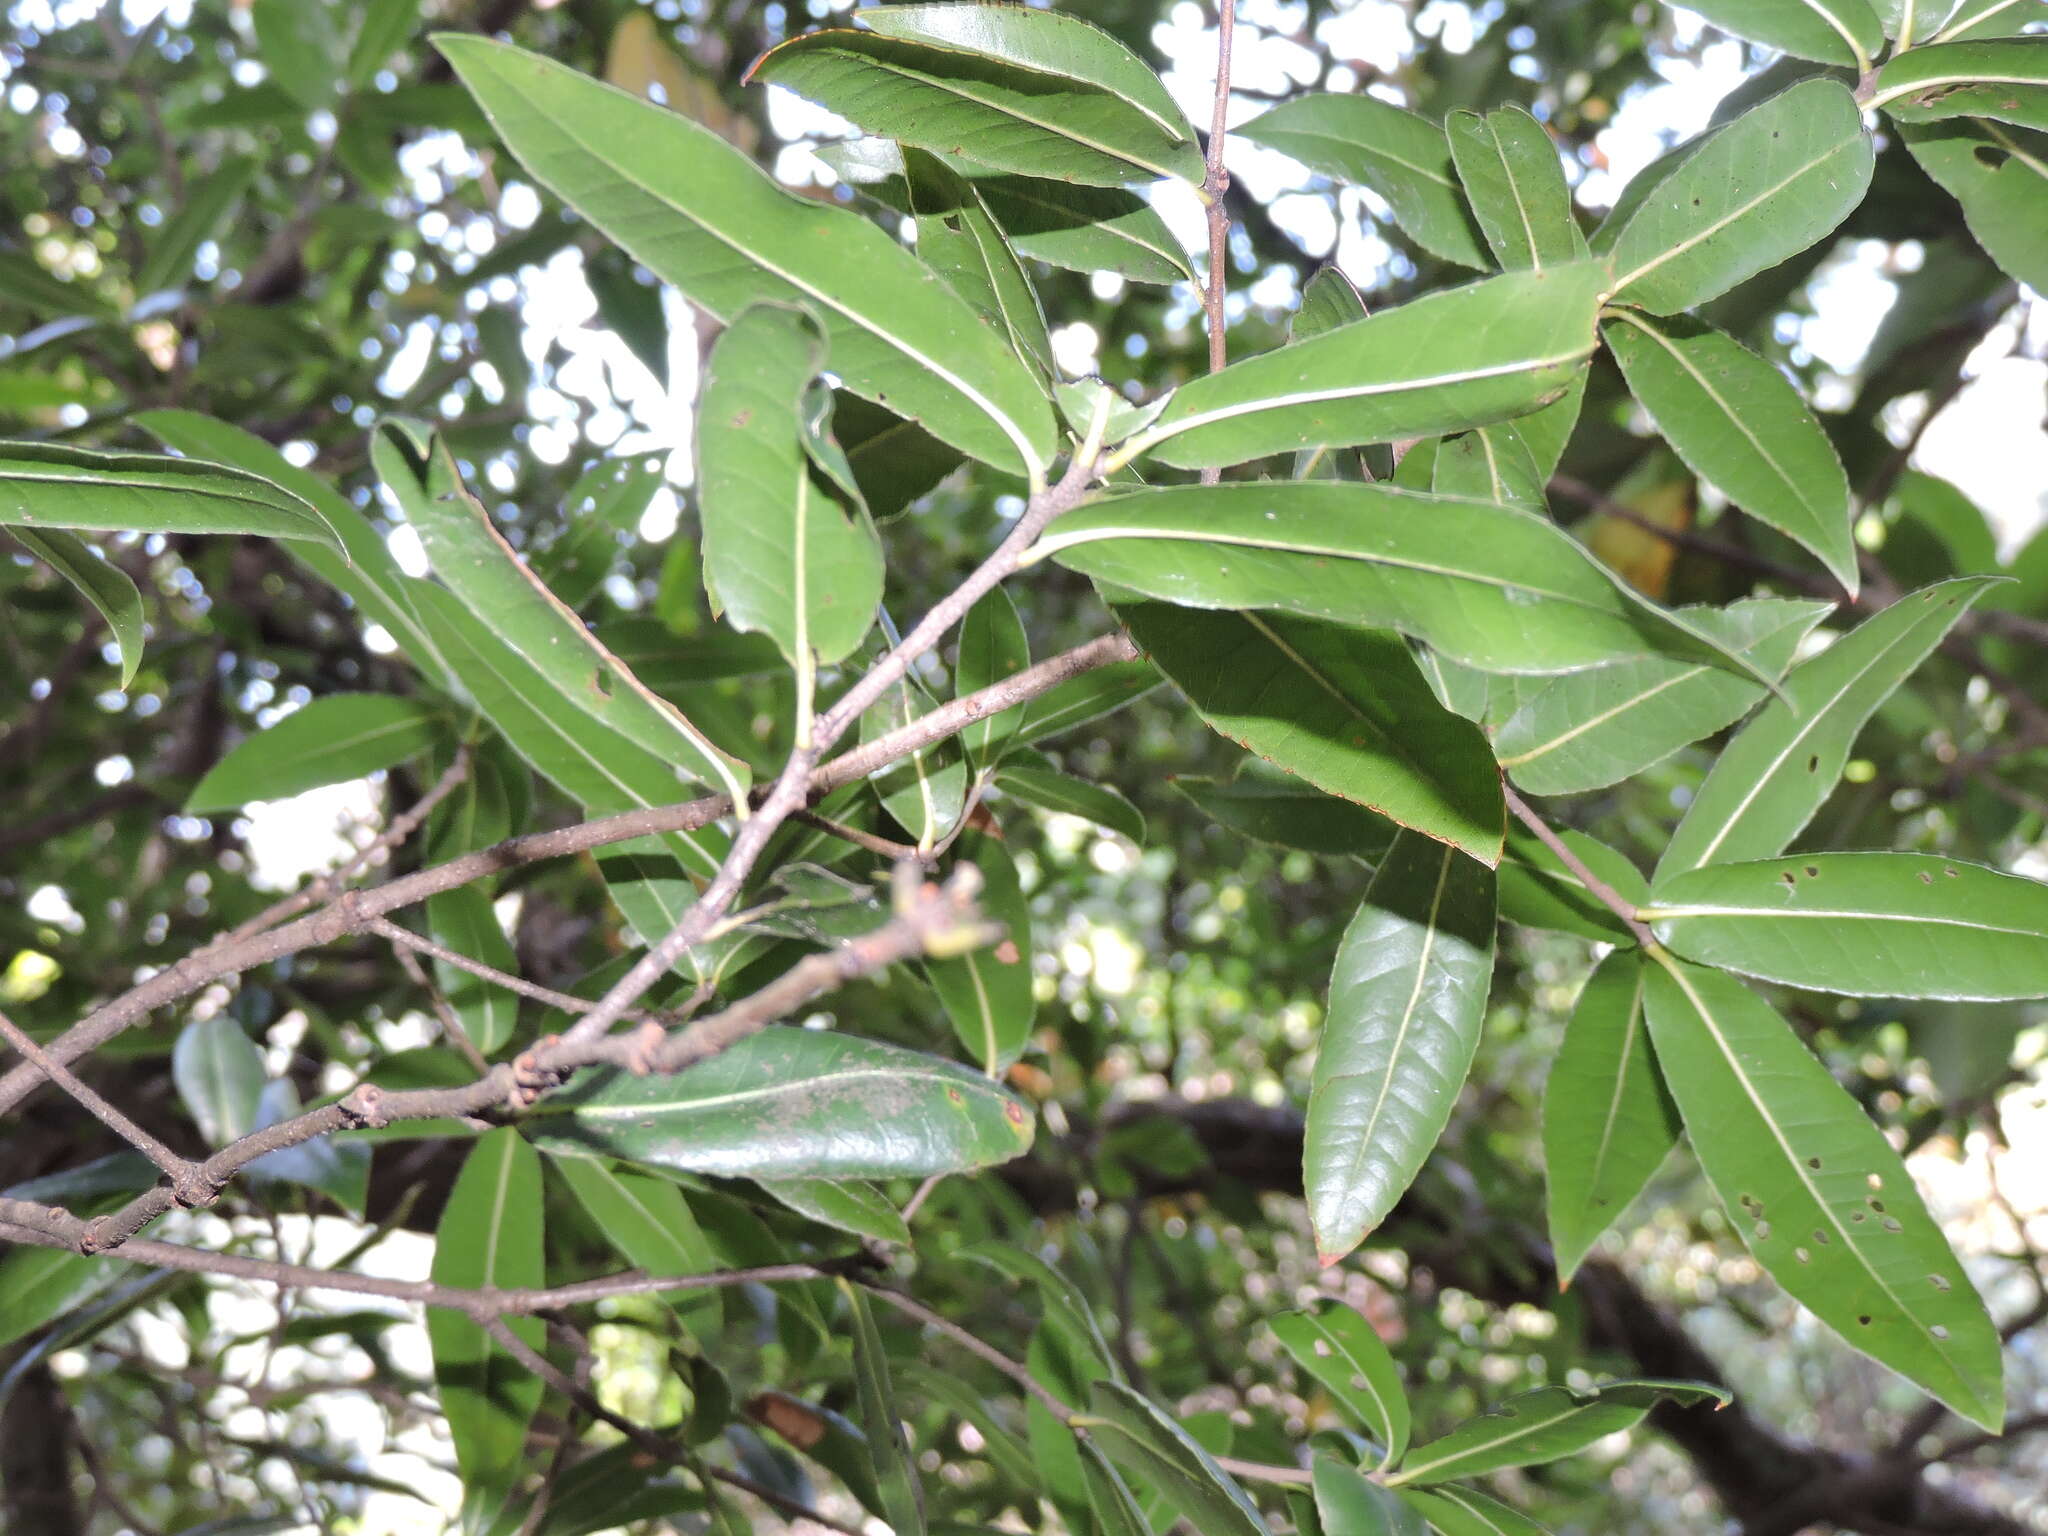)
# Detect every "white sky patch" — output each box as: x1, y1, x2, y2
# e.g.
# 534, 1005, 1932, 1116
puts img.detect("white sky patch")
238, 779, 383, 892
